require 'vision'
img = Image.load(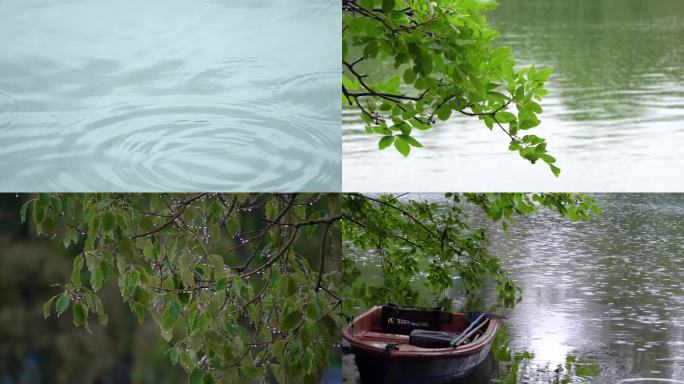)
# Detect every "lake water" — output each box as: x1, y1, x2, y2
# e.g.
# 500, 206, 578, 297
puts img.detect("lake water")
0, 0, 340, 191
347, 193, 684, 383
342, 0, 684, 192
